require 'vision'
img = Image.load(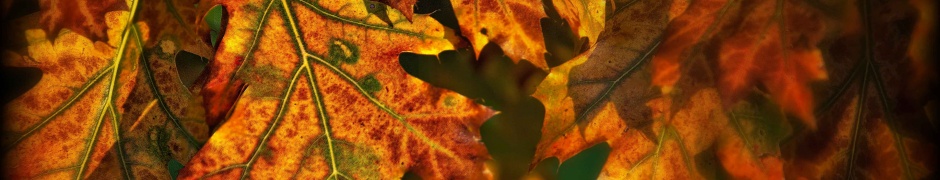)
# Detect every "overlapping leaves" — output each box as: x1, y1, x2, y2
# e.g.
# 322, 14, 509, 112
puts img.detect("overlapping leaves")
1, 0, 212, 179
178, 0, 490, 179
1, 0, 935, 179
532, 0, 936, 178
